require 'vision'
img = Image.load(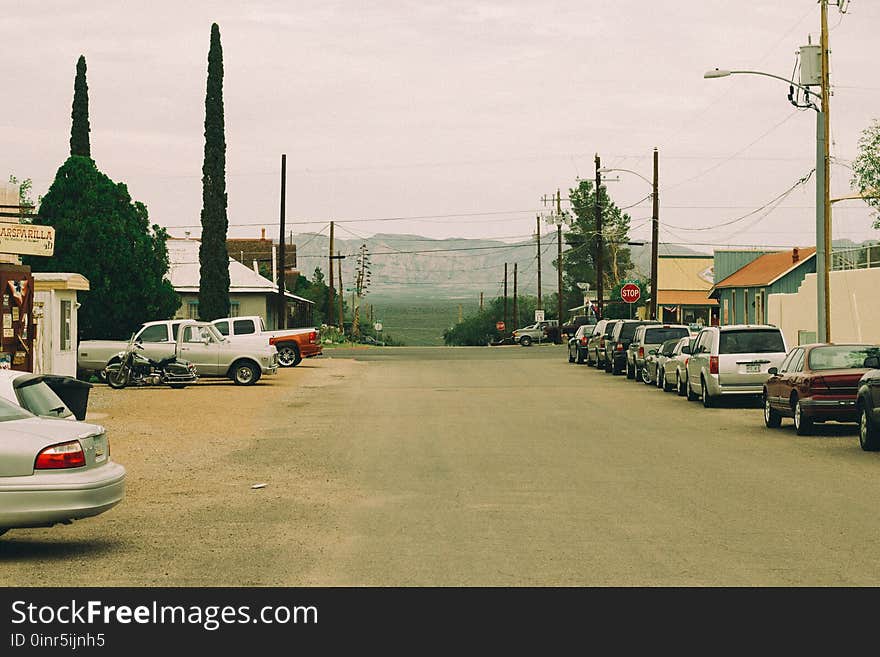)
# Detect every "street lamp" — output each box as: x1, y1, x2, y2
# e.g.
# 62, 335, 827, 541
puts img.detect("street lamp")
599, 147, 660, 321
